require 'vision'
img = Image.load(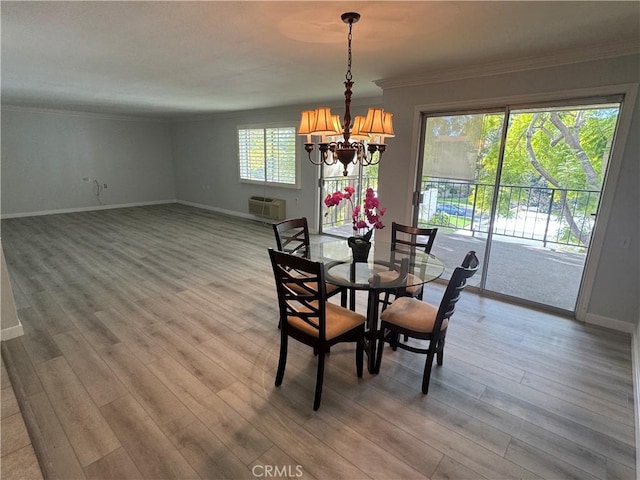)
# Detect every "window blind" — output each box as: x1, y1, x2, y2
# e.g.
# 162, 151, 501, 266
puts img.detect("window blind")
238, 126, 296, 185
